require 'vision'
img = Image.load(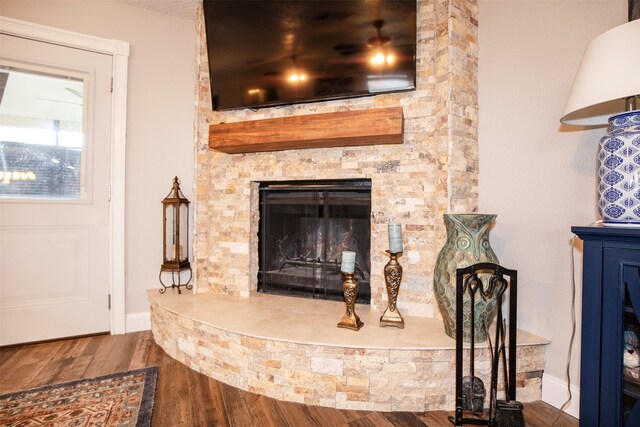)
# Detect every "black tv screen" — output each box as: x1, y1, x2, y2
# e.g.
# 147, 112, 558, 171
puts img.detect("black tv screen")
203, 0, 417, 110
